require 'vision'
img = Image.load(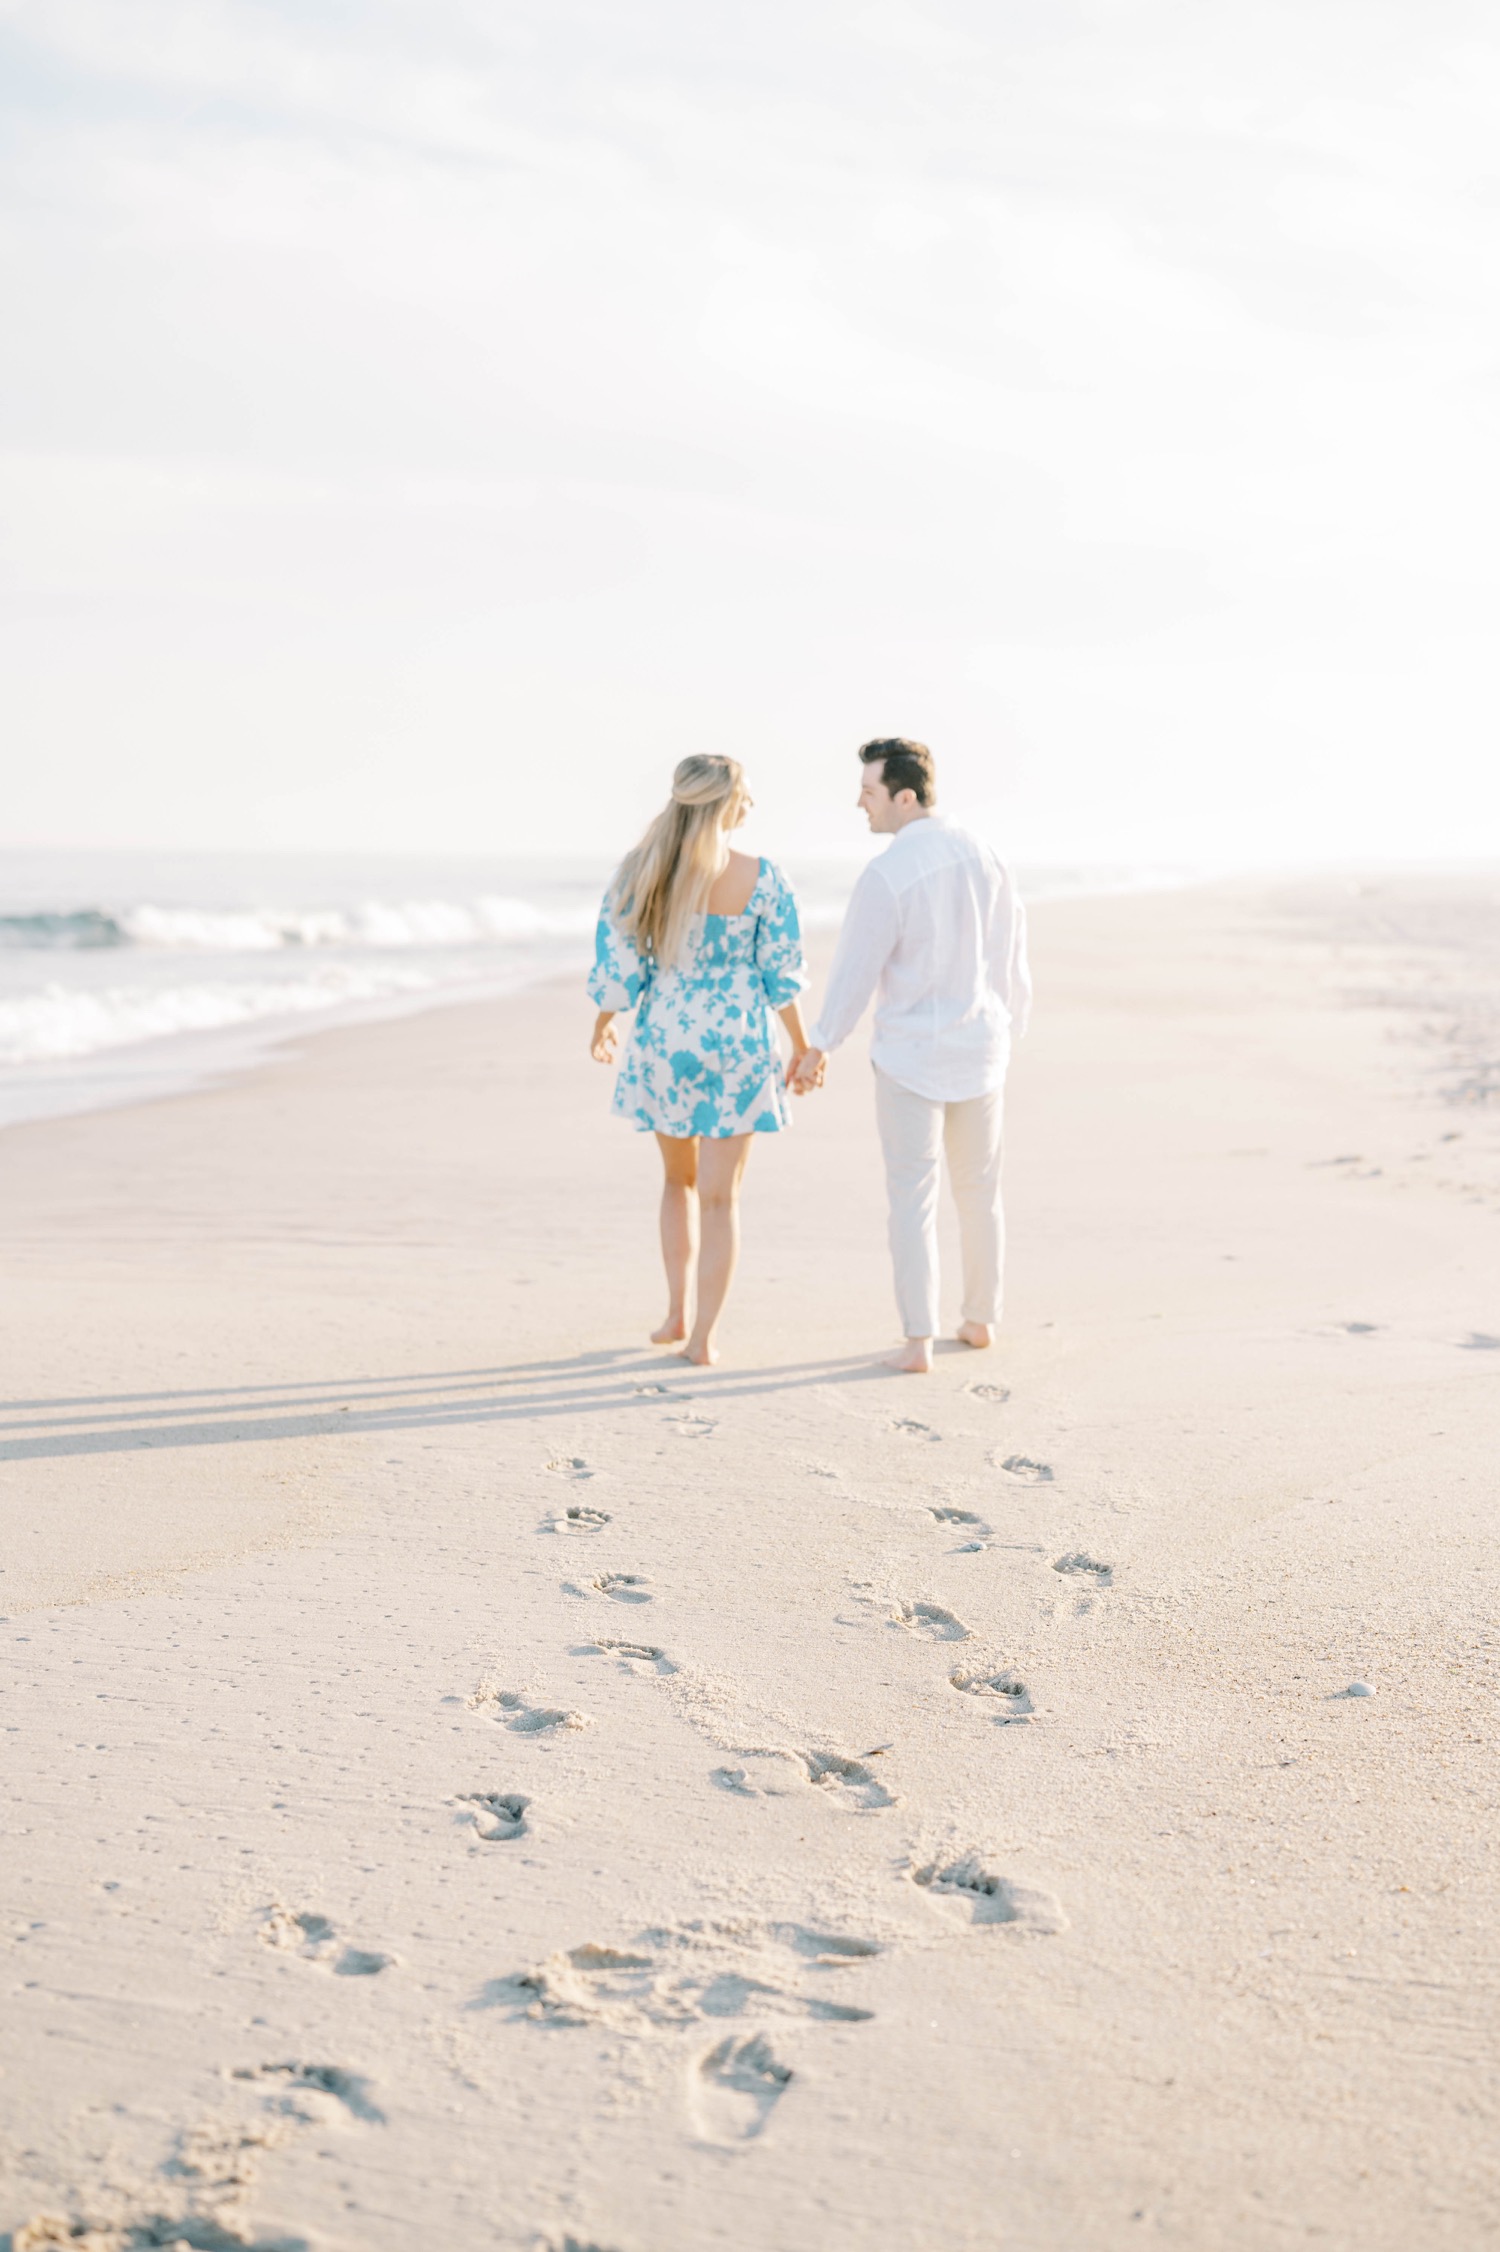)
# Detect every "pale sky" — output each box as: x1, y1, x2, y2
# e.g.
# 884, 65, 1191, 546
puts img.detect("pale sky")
3, 0, 1499, 866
